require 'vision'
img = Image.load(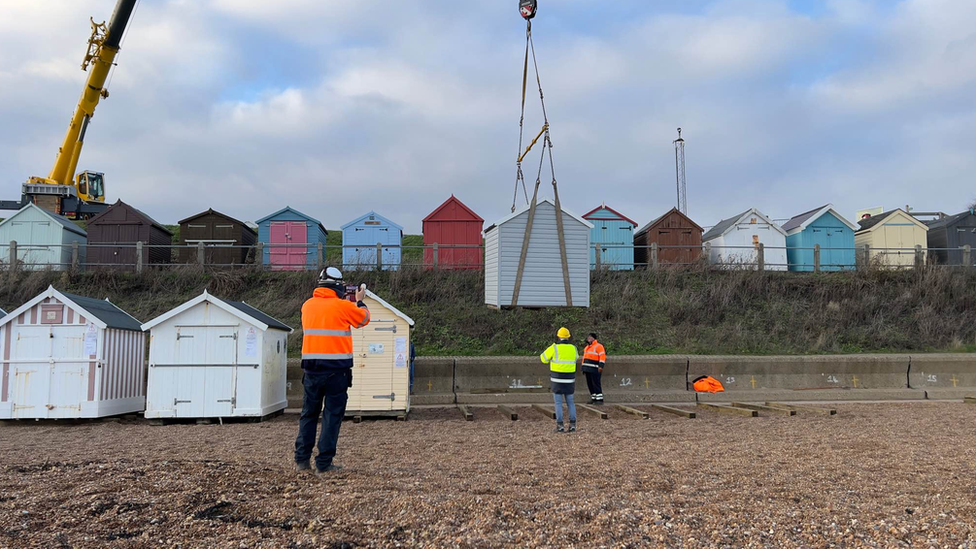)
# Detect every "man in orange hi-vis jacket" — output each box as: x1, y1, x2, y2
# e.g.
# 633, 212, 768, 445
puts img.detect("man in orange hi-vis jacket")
582, 333, 606, 405
295, 267, 370, 475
